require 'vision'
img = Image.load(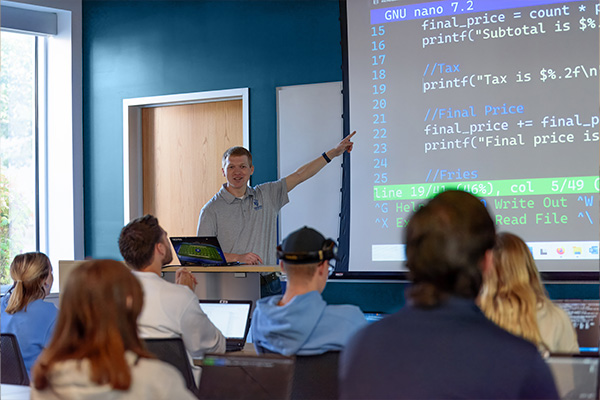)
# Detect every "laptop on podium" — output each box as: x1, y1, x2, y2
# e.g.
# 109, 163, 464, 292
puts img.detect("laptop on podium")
170, 236, 241, 266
